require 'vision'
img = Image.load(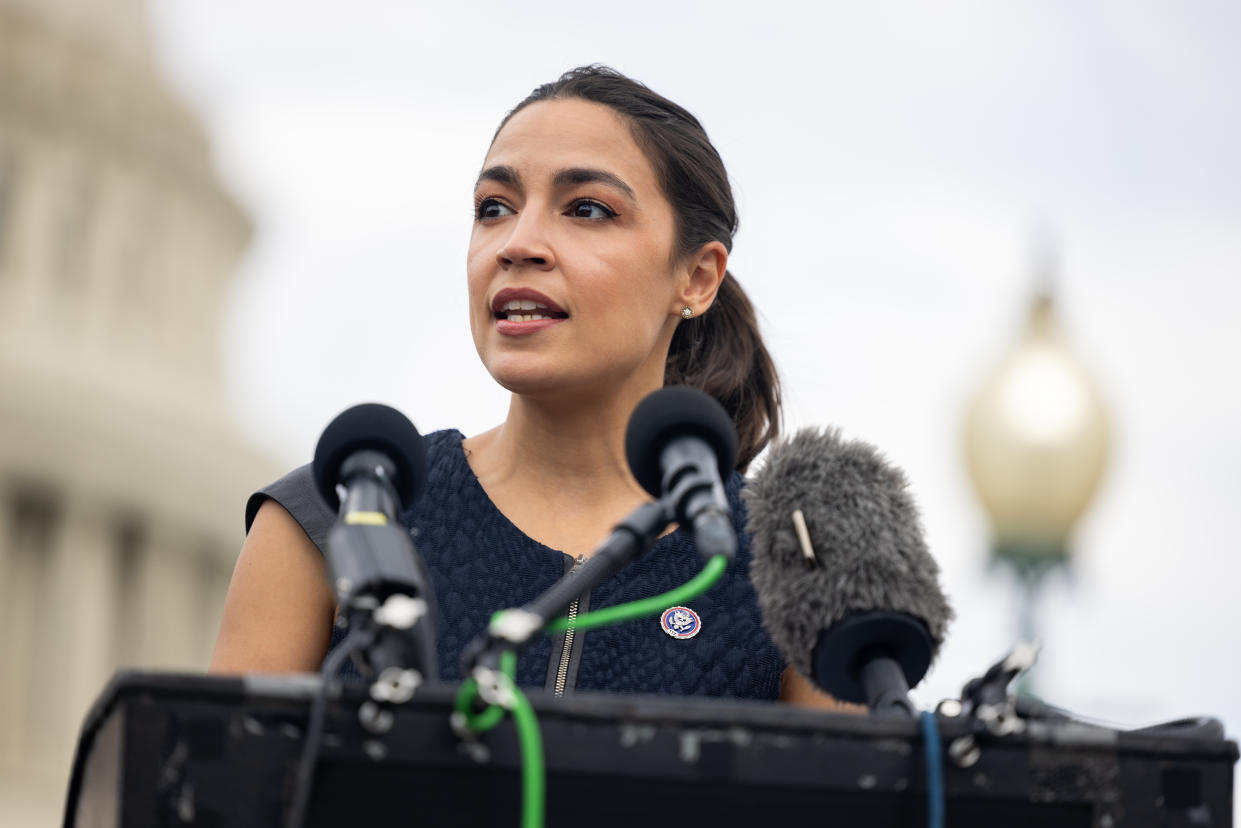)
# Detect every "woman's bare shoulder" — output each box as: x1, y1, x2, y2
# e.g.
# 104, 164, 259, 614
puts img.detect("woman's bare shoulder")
208, 499, 335, 675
